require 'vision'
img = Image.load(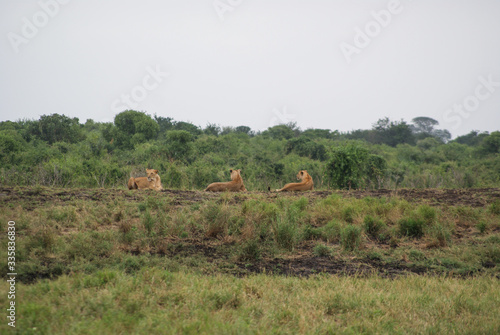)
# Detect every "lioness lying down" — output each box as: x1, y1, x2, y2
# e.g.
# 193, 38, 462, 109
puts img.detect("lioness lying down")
276, 170, 314, 192
205, 169, 246, 192
128, 169, 163, 191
